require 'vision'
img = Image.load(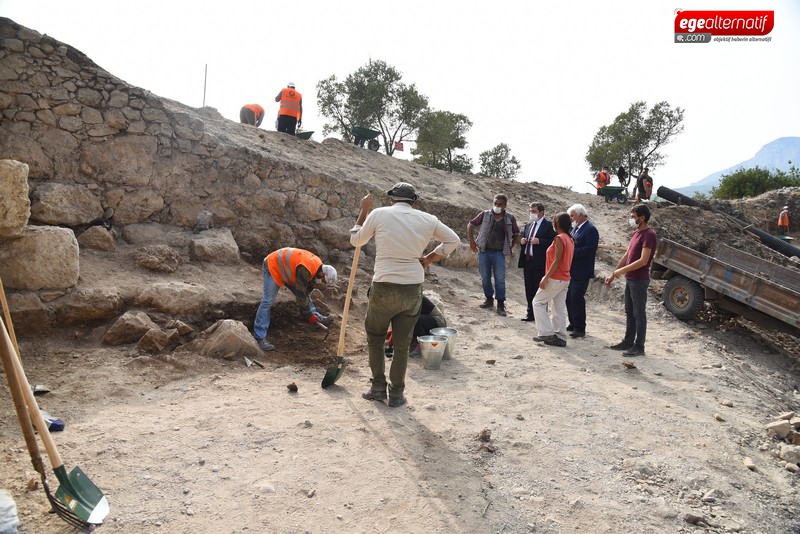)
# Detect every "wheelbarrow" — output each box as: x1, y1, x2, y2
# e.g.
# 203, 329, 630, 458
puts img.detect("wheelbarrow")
587, 182, 629, 204
296, 131, 314, 140
351, 126, 381, 151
